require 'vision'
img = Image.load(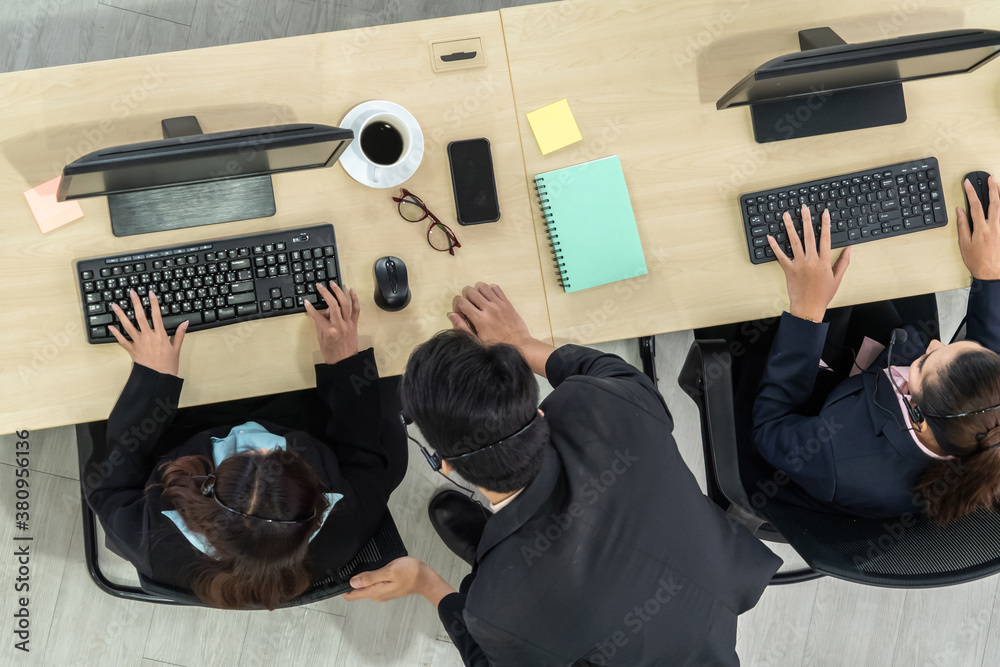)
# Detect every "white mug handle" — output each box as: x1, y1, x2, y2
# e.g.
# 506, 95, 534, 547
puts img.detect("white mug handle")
368, 163, 379, 184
